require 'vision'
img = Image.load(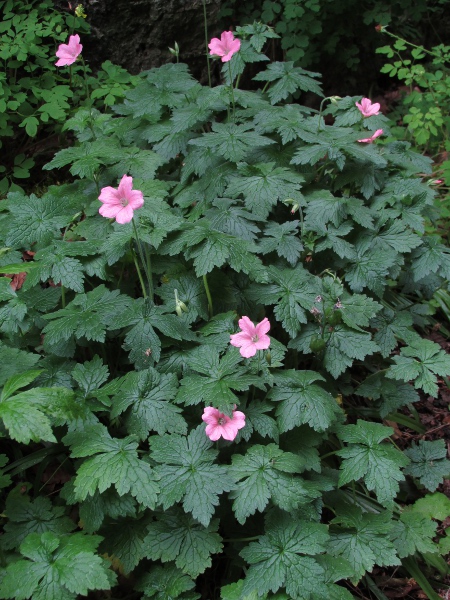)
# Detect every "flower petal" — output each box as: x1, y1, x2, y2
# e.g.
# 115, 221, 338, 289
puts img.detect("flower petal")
220, 422, 239, 441
99, 203, 120, 219
230, 331, 251, 347
98, 186, 120, 205
255, 317, 270, 336
115, 205, 134, 224
205, 424, 222, 441
237, 316, 255, 336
